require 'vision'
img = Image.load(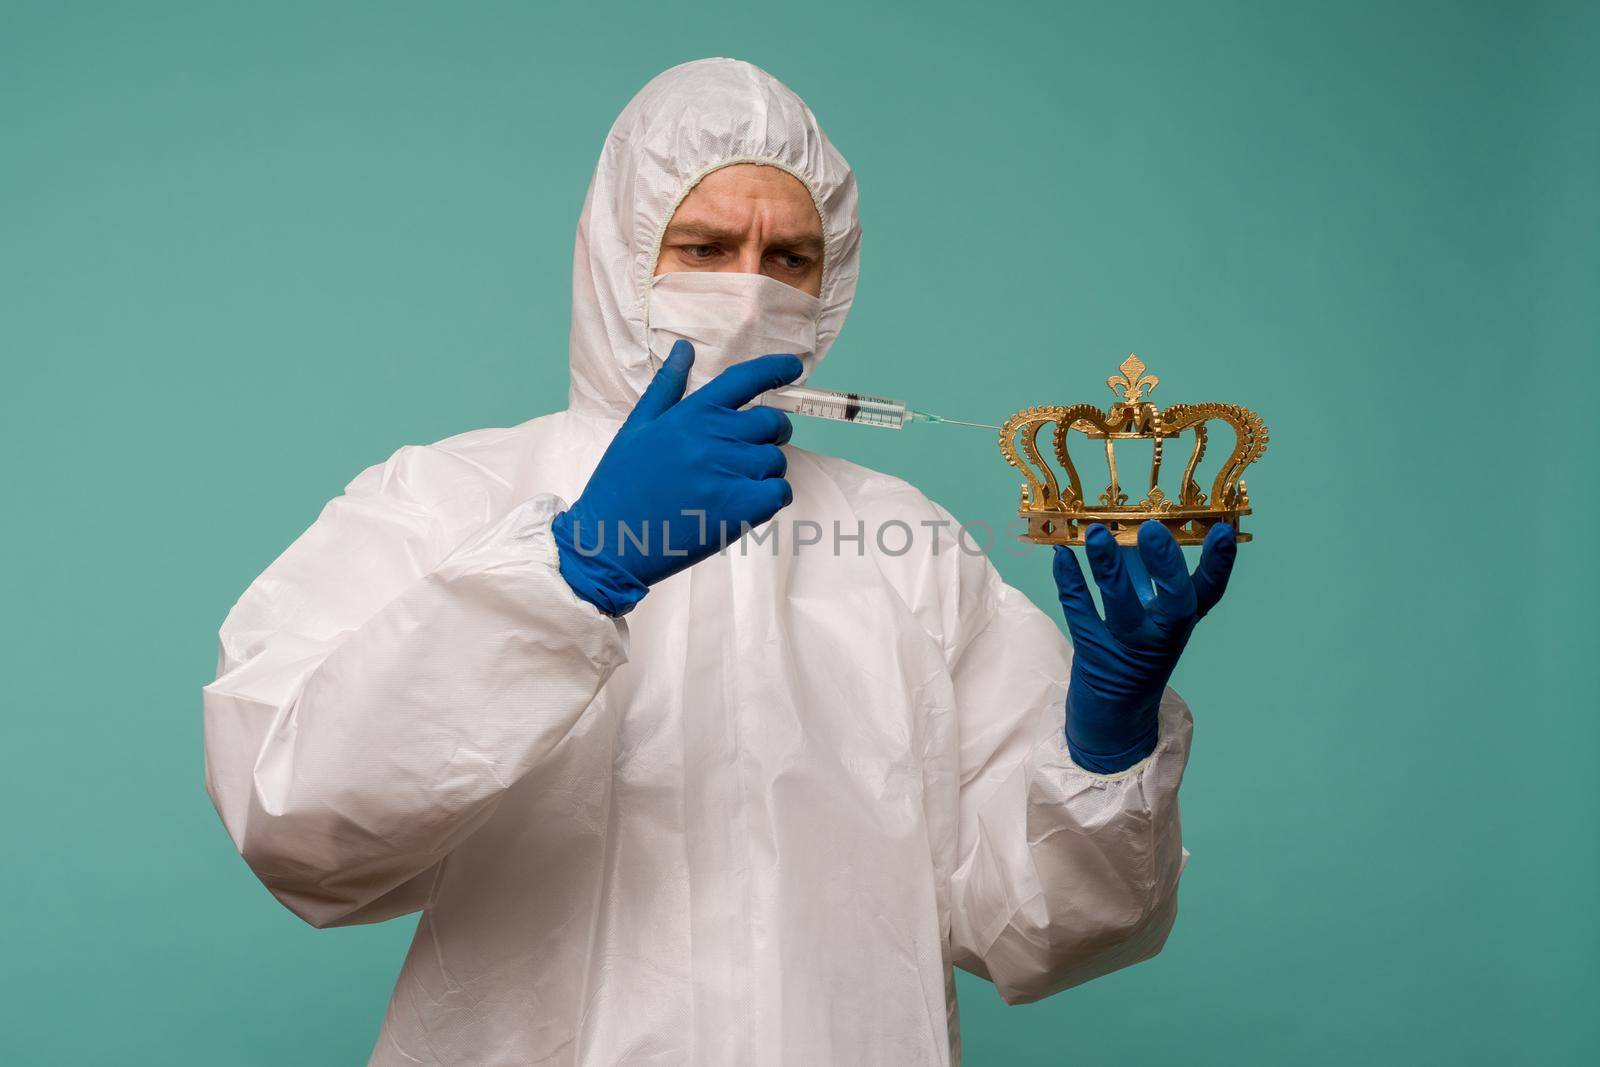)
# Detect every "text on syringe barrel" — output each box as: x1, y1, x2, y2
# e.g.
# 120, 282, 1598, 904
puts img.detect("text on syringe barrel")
761, 386, 909, 428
